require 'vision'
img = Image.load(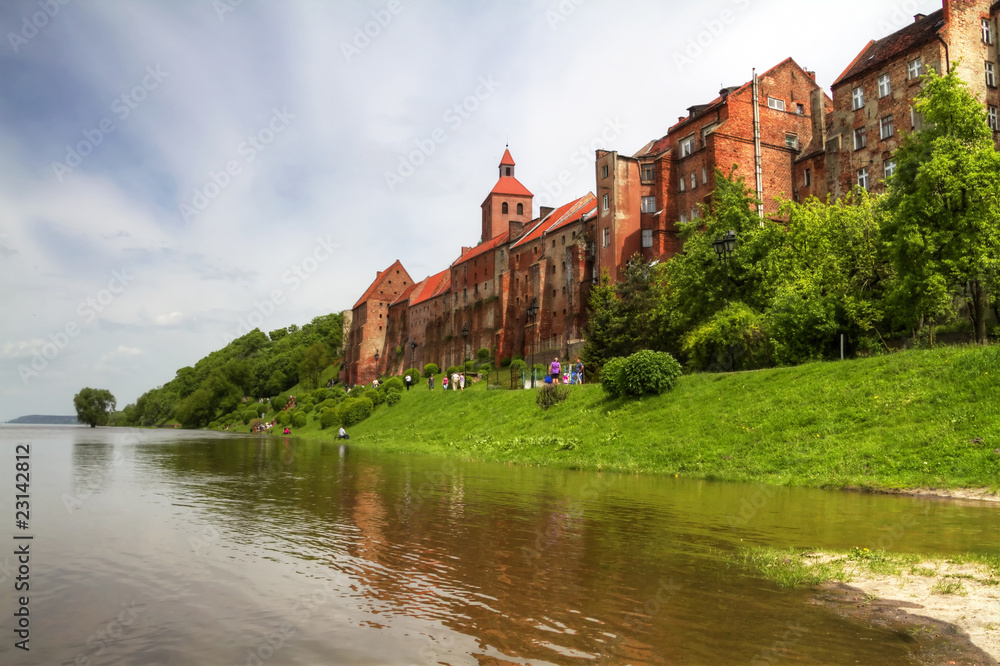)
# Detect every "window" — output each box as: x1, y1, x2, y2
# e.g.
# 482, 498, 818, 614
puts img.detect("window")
990, 105, 999, 131
884, 159, 896, 180
785, 133, 798, 150
602, 227, 610, 247
602, 194, 609, 211
857, 167, 869, 190
767, 97, 785, 111
880, 115, 894, 140
691, 207, 699, 220
907, 57, 922, 80
679, 213, 687, 223
878, 73, 891, 98
853, 127, 867, 150
702, 167, 708, 185
641, 196, 656, 214
852, 86, 864, 110
640, 163, 655, 183
986, 62, 996, 88
690, 173, 697, 190
505, 167, 511, 176
680, 136, 696, 157
517, 203, 524, 215
679, 177, 686, 193
803, 168, 811, 187
502, 202, 508, 214
601, 165, 609, 179
641, 229, 653, 248
983, 18, 993, 44
796, 103, 805, 115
